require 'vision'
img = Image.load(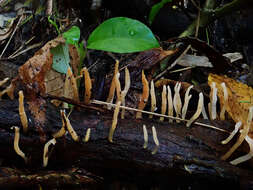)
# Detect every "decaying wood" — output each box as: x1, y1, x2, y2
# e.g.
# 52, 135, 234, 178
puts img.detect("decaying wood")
0, 98, 253, 189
